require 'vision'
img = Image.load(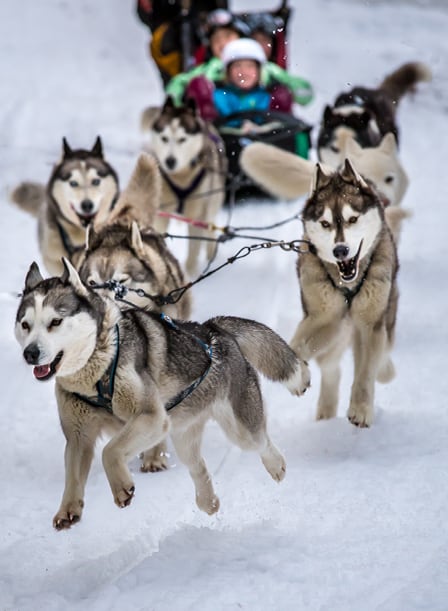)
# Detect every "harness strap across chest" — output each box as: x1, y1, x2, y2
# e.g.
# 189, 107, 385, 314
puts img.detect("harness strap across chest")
73, 325, 120, 413
160, 167, 207, 215
73, 315, 213, 415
